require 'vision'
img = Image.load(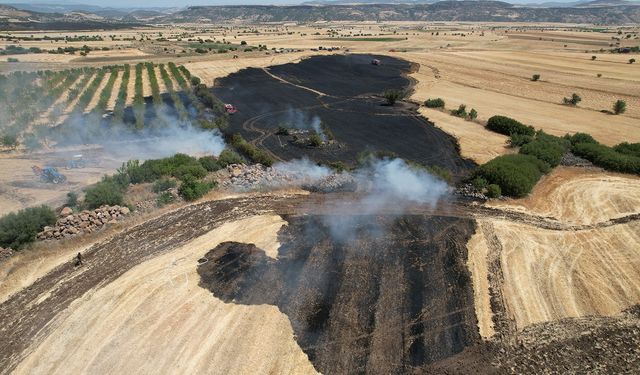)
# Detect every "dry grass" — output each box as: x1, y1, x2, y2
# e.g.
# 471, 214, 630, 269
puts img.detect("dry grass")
14, 215, 317, 375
